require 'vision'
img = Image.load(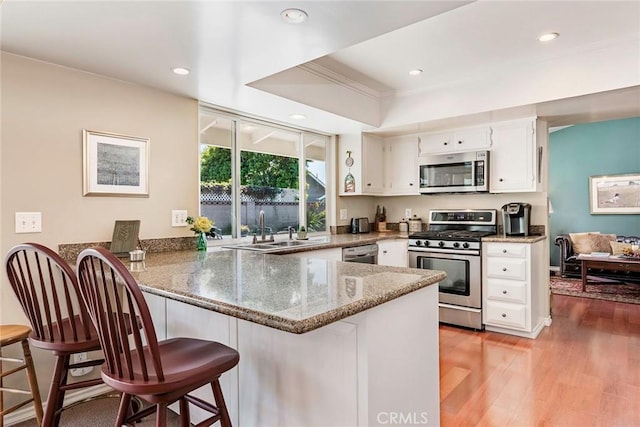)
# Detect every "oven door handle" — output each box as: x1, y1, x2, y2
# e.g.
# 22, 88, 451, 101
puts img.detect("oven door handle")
408, 248, 480, 257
